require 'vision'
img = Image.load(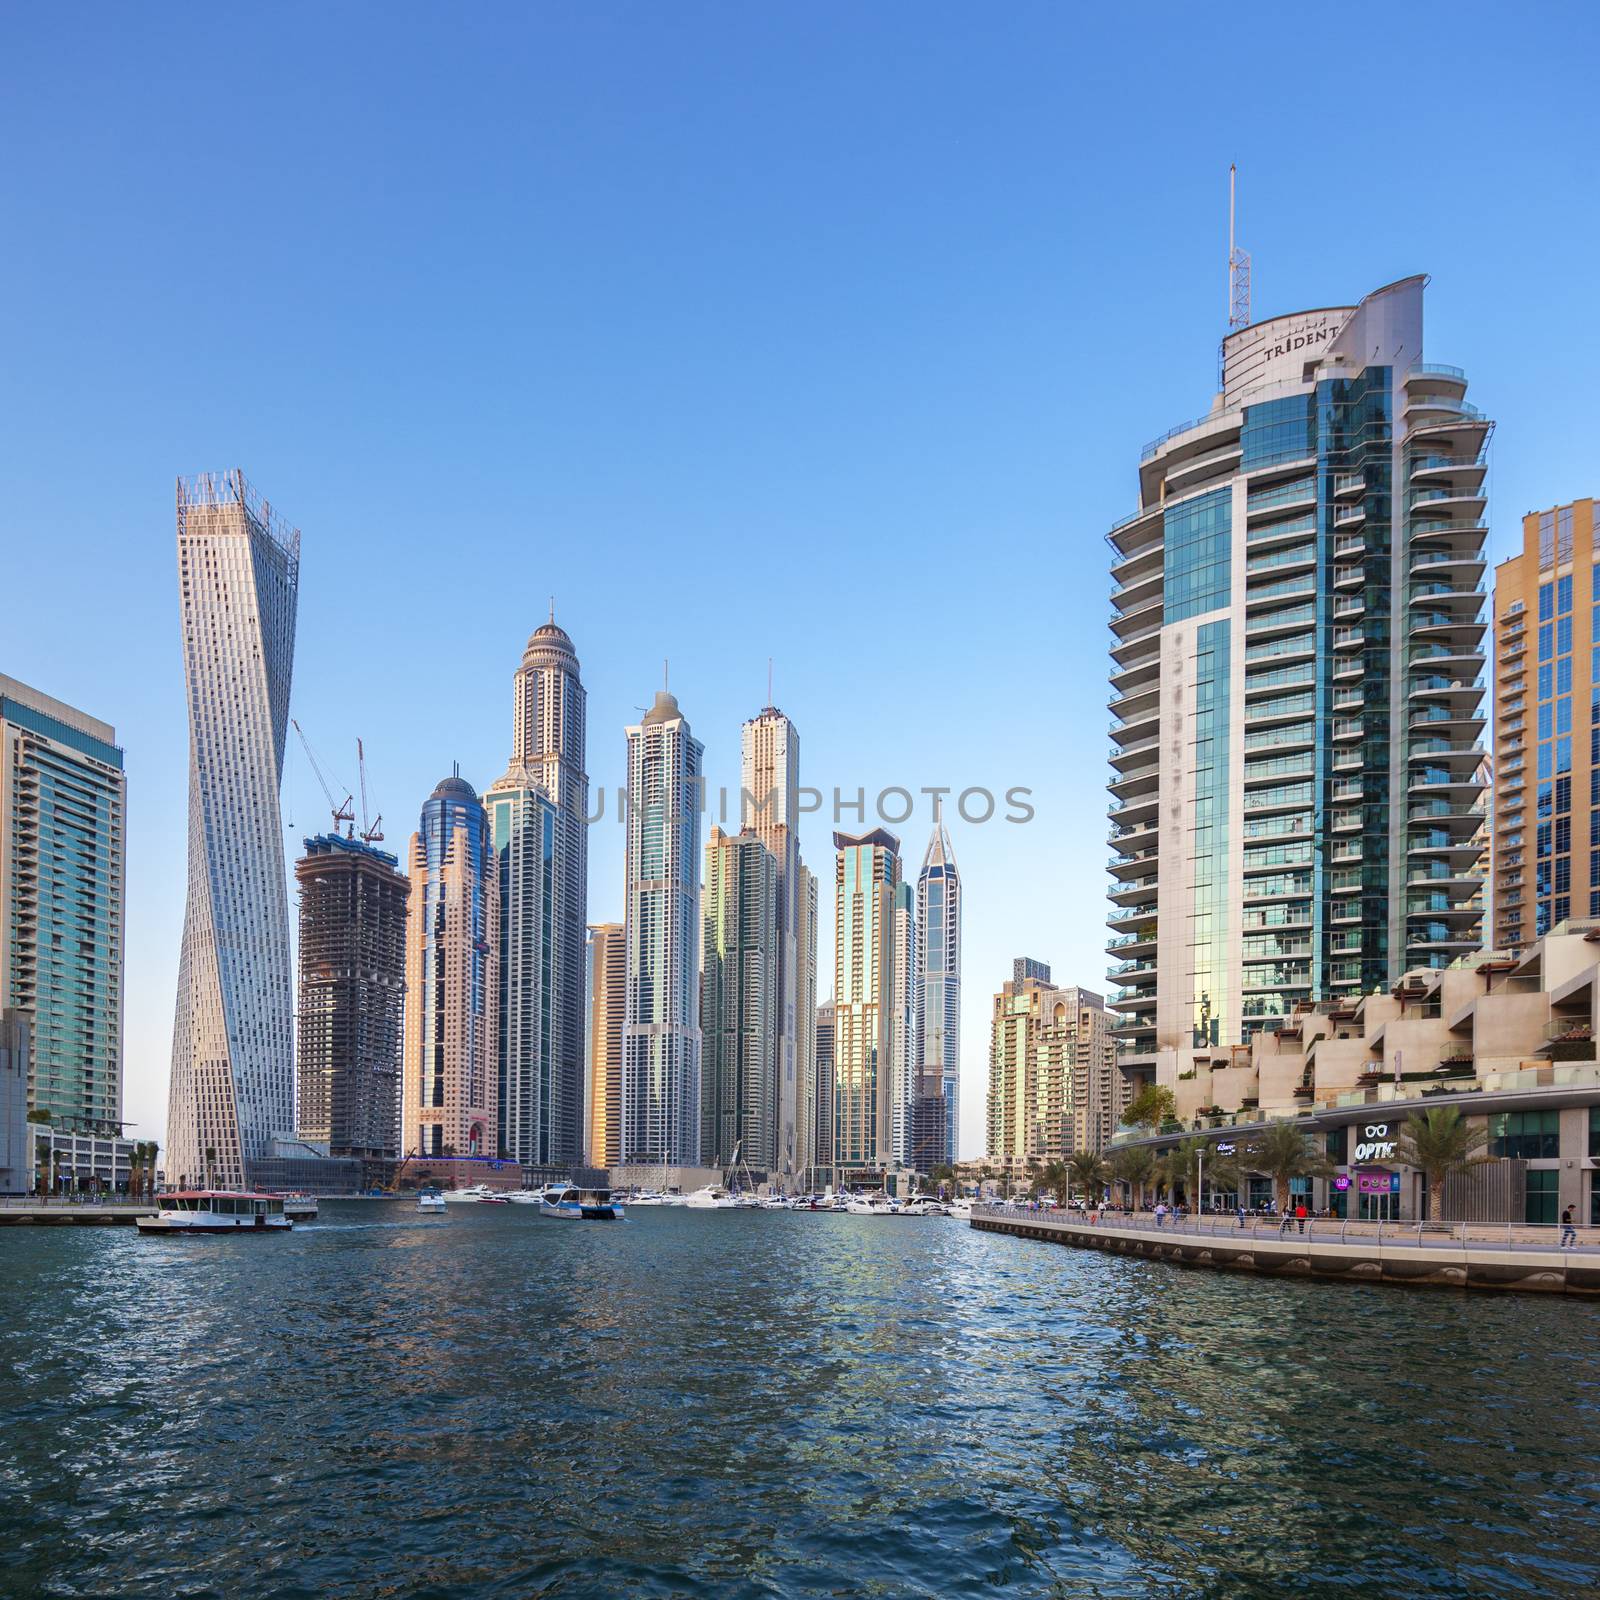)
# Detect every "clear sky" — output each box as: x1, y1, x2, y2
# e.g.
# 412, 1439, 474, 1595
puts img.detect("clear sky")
3, 3, 1598, 1157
